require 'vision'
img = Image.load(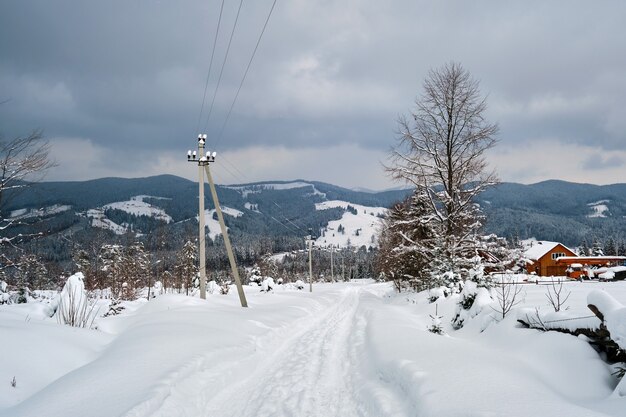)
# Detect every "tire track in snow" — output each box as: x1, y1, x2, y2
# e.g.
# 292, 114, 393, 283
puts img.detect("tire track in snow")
204, 286, 366, 417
